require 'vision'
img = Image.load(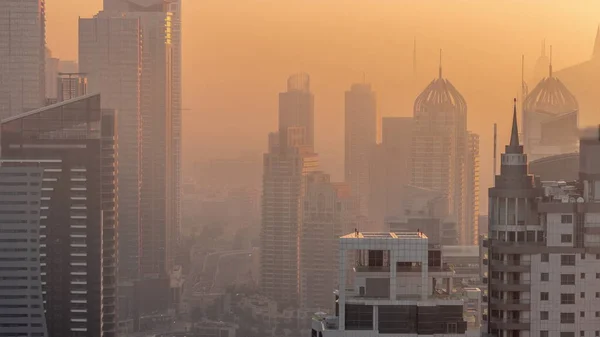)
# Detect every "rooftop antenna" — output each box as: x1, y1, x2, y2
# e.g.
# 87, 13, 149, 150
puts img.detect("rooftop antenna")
493, 123, 497, 178
549, 45, 553, 77
439, 49, 443, 79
